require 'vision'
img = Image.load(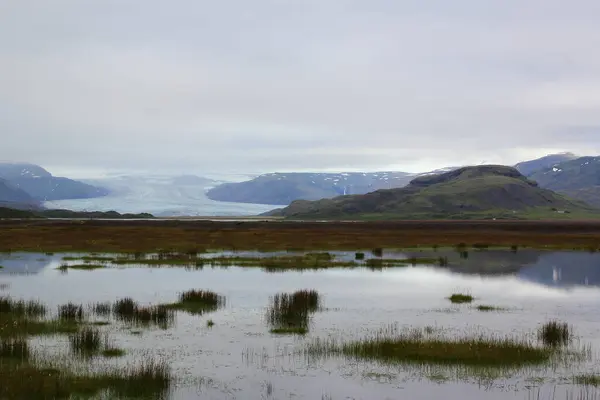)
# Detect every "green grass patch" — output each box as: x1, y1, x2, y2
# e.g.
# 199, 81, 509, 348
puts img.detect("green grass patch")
574, 374, 600, 386
161, 289, 225, 316
0, 358, 171, 399
270, 327, 308, 335
57, 264, 106, 271
0, 317, 80, 338
448, 294, 474, 304
102, 348, 126, 358
307, 332, 553, 367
